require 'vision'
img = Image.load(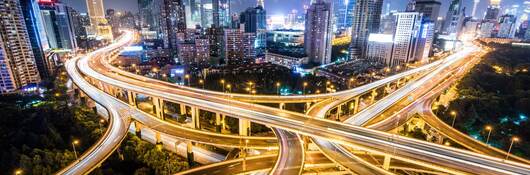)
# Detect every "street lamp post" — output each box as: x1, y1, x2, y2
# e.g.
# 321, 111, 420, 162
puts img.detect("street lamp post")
72, 140, 79, 159
185, 74, 190, 86
14, 169, 22, 175
303, 82, 308, 95
99, 119, 105, 134
450, 111, 457, 127
275, 82, 281, 95
226, 84, 232, 93
220, 79, 225, 92
485, 125, 492, 145
199, 79, 204, 89
243, 139, 249, 171
505, 137, 519, 161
